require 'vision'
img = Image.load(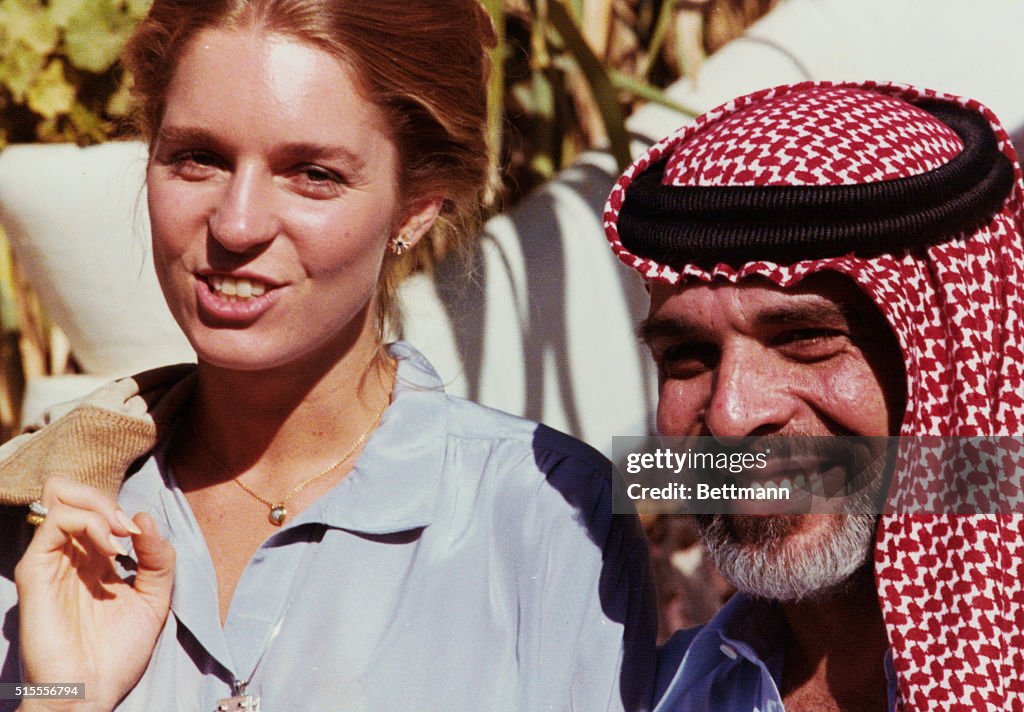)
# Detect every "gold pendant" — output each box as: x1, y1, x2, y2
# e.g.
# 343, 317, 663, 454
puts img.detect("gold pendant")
269, 505, 287, 526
